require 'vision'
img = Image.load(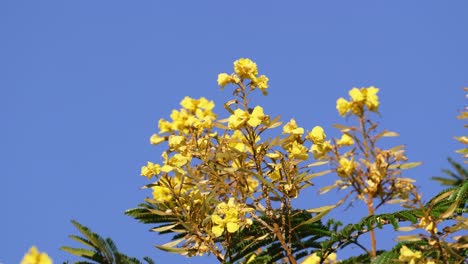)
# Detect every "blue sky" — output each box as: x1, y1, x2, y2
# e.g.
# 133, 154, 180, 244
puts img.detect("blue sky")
2, 1, 467, 263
